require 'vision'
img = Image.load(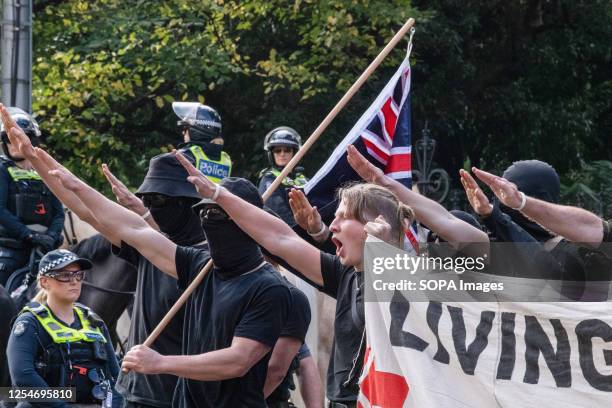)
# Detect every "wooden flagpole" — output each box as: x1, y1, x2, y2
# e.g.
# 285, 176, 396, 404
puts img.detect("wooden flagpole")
142, 17, 416, 348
